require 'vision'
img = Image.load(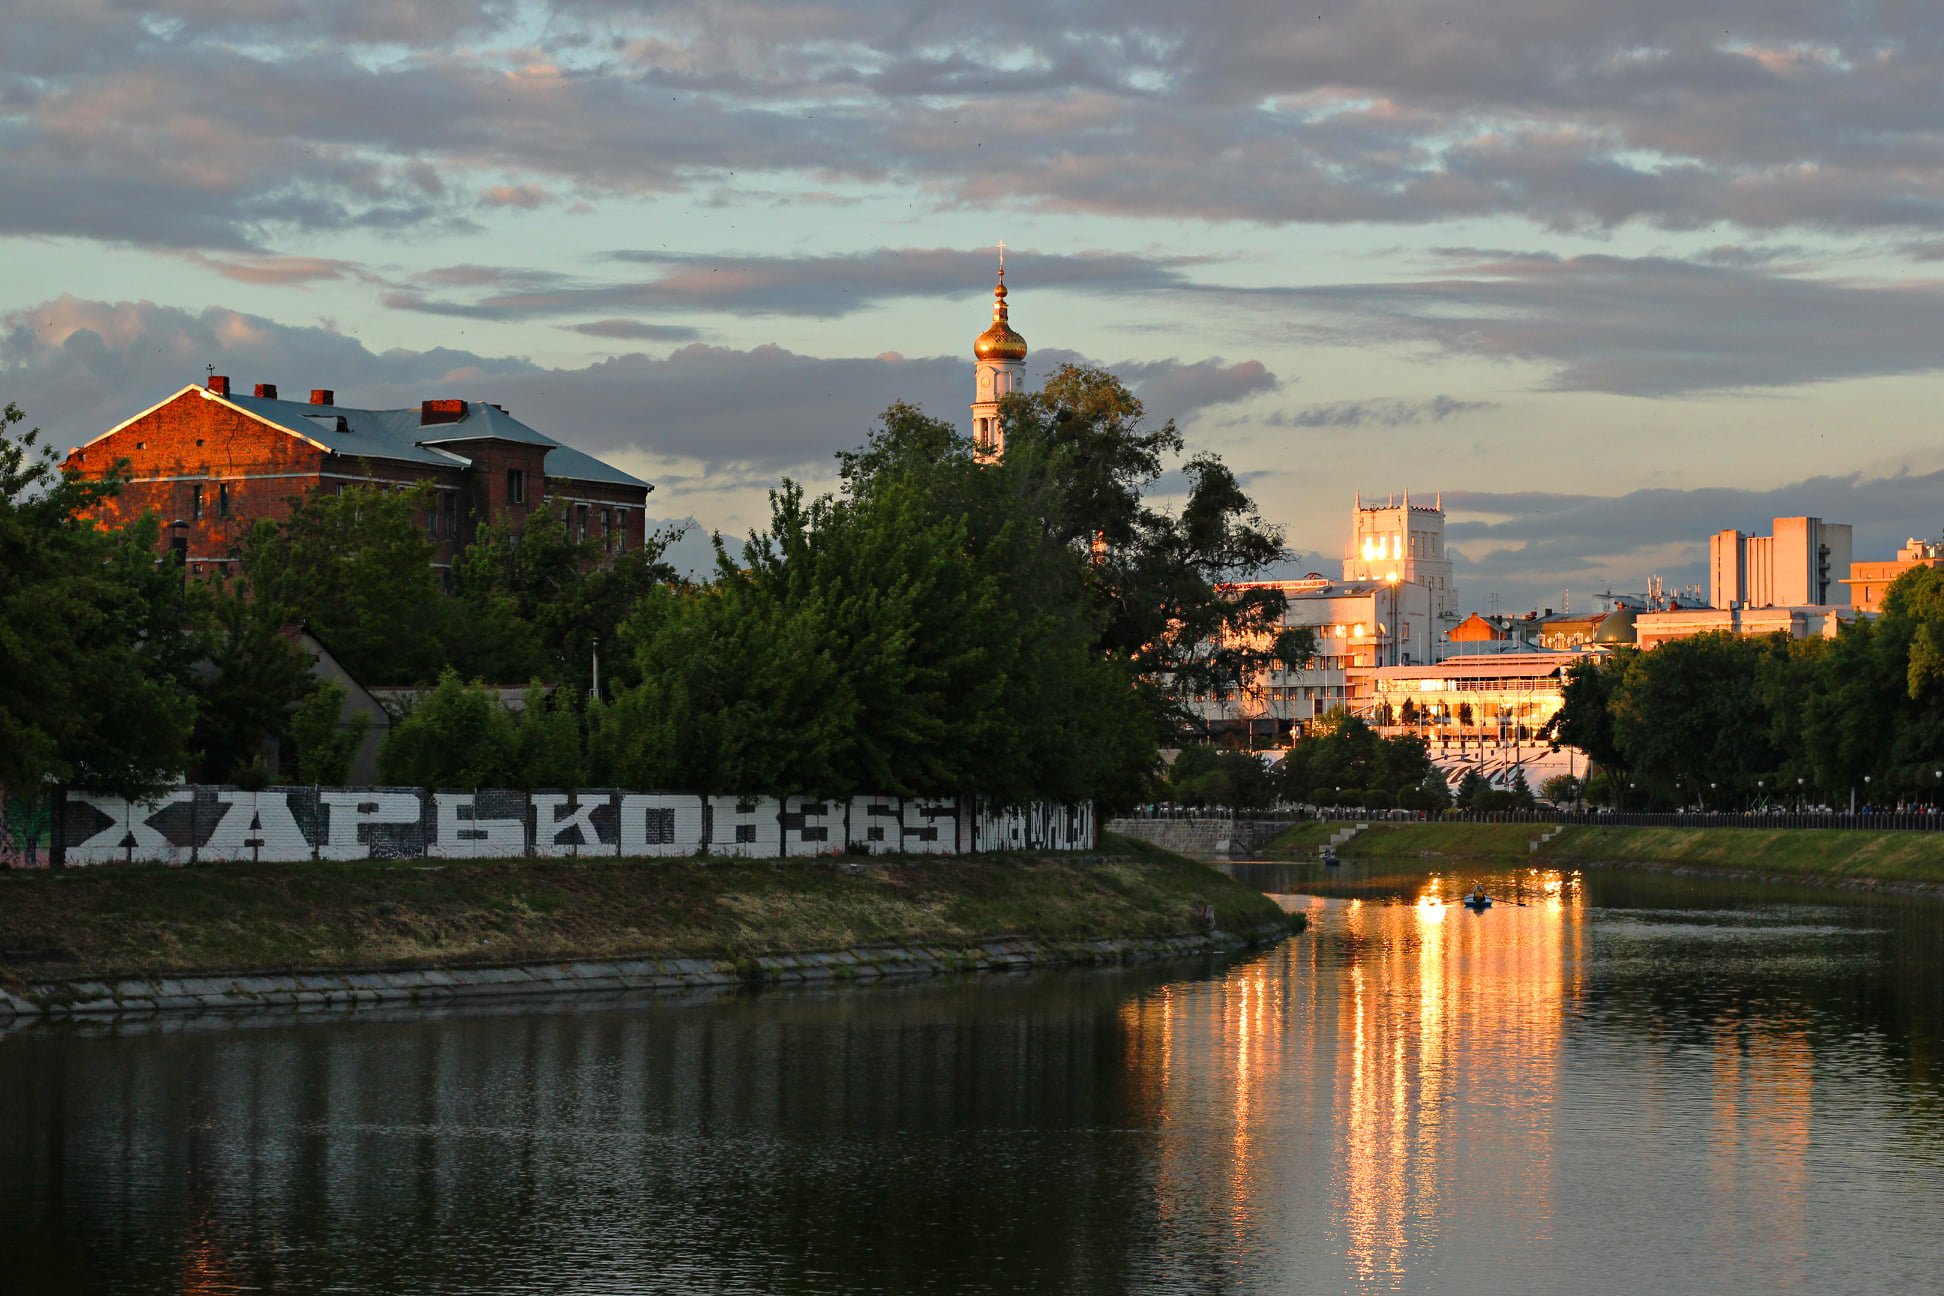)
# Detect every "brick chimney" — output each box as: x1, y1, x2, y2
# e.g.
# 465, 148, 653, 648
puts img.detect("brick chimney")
310, 389, 334, 406
420, 398, 469, 426
254, 382, 278, 399
207, 374, 230, 395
